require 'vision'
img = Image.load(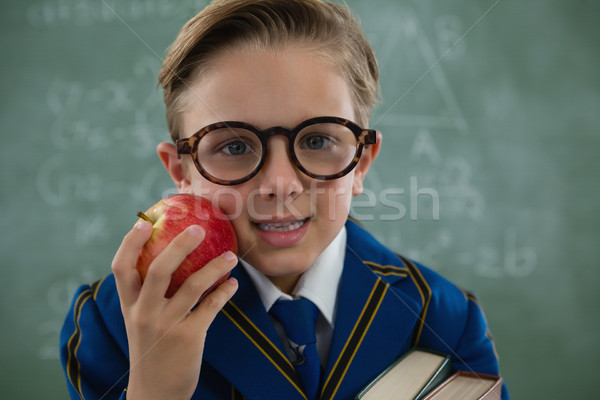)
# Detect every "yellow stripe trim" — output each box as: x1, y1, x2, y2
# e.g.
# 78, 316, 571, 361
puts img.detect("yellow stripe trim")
321, 281, 388, 398
66, 289, 93, 399
92, 277, 106, 300
221, 302, 306, 400
400, 257, 432, 346
363, 261, 409, 276
399, 257, 425, 306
